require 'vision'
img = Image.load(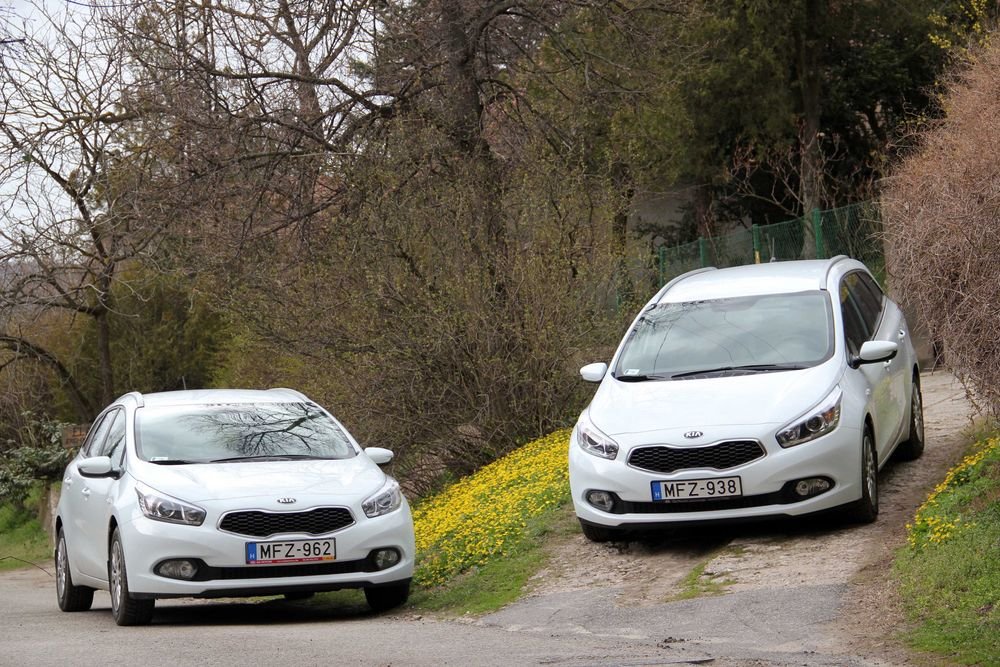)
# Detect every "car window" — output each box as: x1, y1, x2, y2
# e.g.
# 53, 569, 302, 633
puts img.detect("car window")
839, 283, 869, 357
135, 402, 359, 463
80, 412, 114, 458
94, 410, 126, 463
844, 272, 882, 334
614, 291, 834, 378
